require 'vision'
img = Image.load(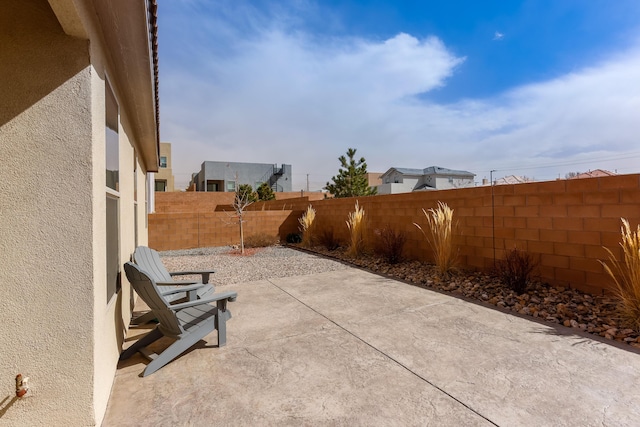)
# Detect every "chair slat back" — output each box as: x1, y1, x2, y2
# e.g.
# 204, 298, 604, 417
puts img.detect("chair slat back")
133, 246, 173, 282
124, 262, 183, 335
